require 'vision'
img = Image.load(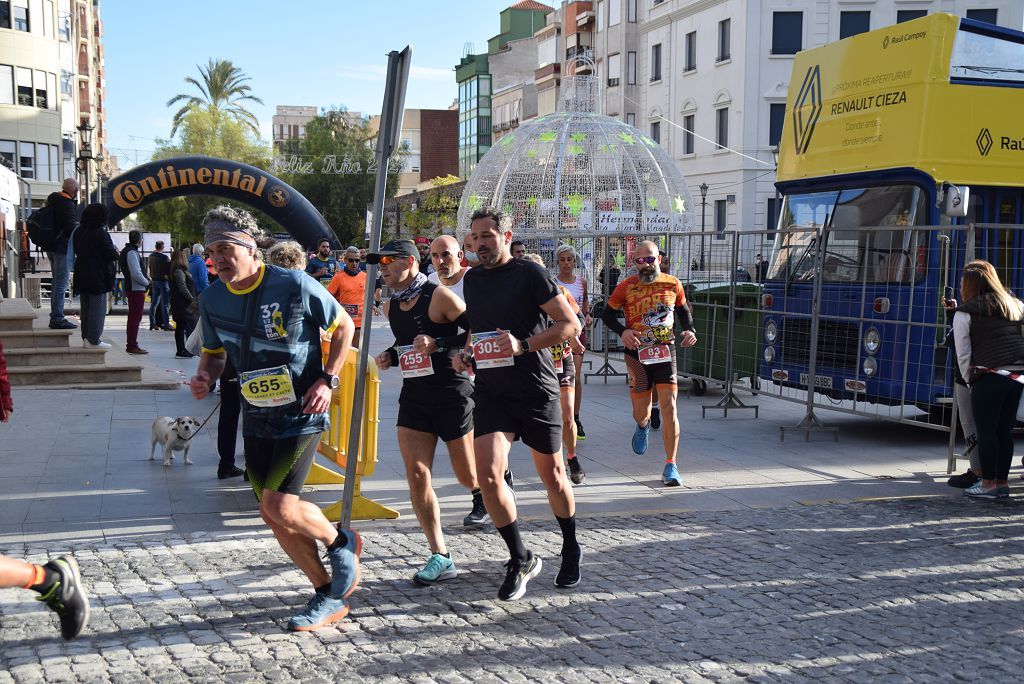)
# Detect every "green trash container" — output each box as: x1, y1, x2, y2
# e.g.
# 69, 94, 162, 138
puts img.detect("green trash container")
677, 282, 763, 394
